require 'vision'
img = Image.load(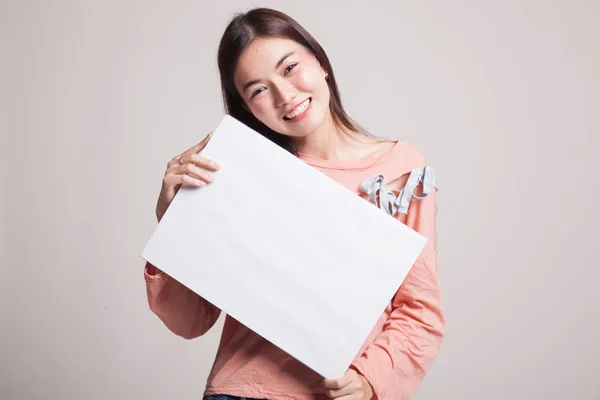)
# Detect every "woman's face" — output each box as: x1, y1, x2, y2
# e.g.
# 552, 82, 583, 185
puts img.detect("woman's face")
233, 37, 331, 138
